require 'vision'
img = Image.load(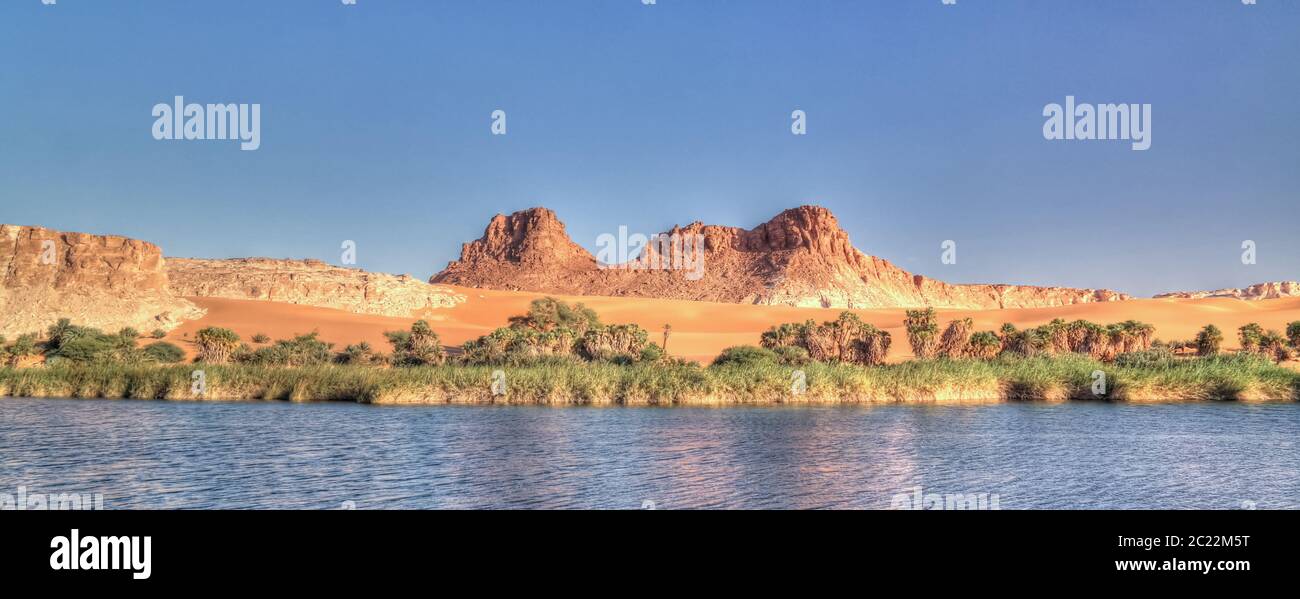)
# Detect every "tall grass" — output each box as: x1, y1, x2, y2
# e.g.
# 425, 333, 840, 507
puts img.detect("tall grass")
1, 354, 1295, 405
